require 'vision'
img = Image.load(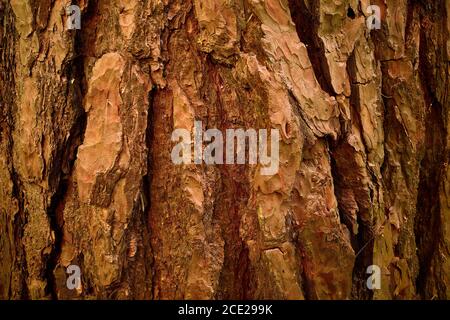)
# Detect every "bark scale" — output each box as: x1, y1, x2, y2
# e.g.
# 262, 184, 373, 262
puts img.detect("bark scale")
0, 0, 449, 300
